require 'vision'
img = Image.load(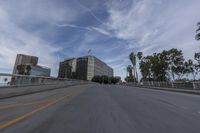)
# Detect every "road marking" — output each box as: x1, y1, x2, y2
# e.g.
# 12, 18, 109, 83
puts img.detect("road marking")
0, 86, 88, 110
0, 86, 89, 130
0, 99, 56, 110
0, 95, 68, 130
